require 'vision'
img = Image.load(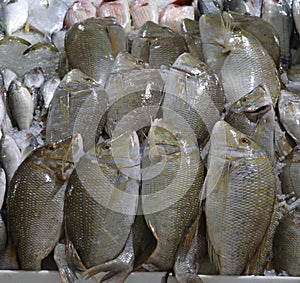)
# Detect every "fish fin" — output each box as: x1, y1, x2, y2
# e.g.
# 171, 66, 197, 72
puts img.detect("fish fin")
184, 214, 200, 249
246, 205, 280, 275
23, 43, 58, 56
207, 231, 220, 272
